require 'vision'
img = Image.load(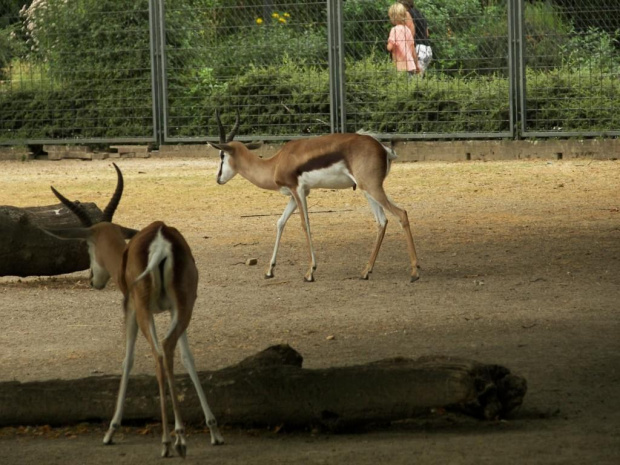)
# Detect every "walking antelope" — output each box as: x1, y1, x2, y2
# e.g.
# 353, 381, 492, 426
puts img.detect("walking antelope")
210, 112, 420, 282
44, 164, 224, 458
